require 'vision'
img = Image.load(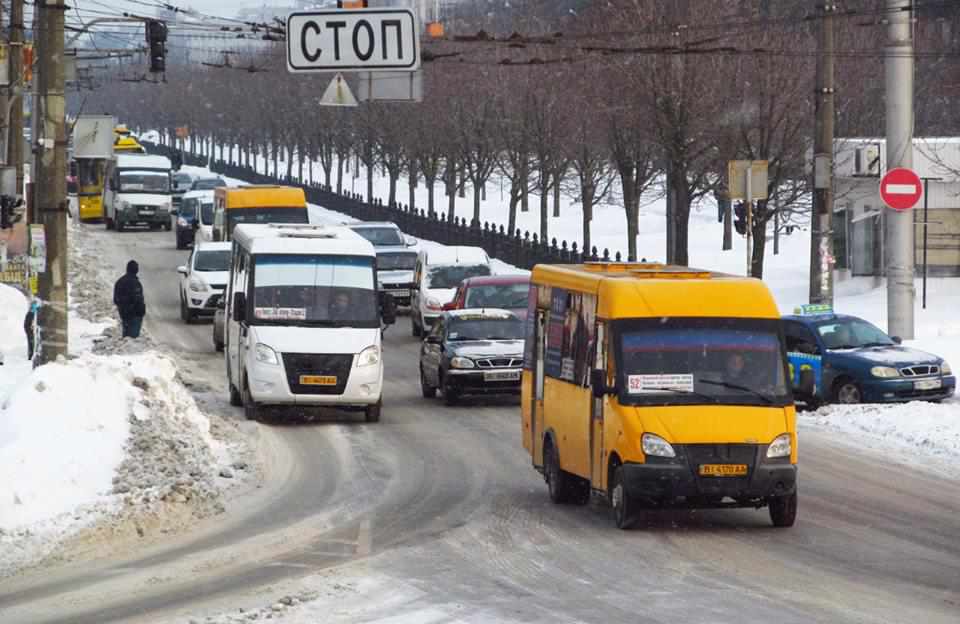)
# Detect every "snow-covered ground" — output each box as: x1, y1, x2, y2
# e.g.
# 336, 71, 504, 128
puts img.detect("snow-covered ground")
0, 217, 252, 579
